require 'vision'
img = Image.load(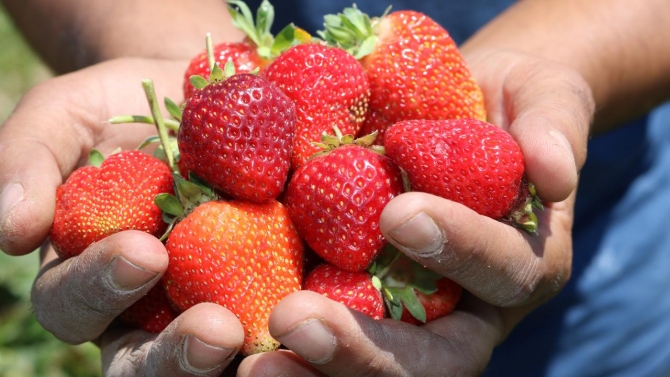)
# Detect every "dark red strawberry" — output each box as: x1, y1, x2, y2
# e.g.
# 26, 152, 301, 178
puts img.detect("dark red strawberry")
262, 43, 370, 169
384, 119, 542, 232
371, 246, 462, 324
284, 130, 403, 272
178, 73, 296, 203
50, 150, 174, 259
304, 263, 385, 320
399, 277, 462, 325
